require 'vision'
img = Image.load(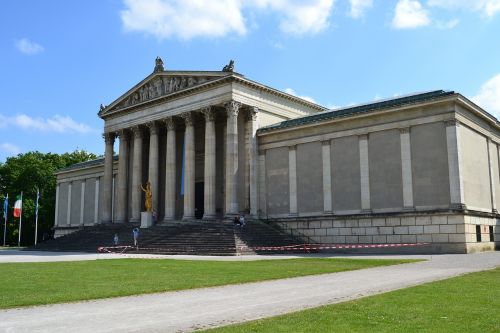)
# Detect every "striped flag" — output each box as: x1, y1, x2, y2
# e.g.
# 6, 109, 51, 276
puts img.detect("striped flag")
2, 194, 7, 220
13, 195, 22, 218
